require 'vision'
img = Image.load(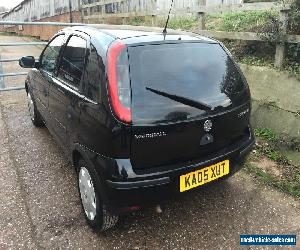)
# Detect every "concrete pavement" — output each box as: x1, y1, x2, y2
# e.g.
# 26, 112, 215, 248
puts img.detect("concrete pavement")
0, 90, 299, 249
